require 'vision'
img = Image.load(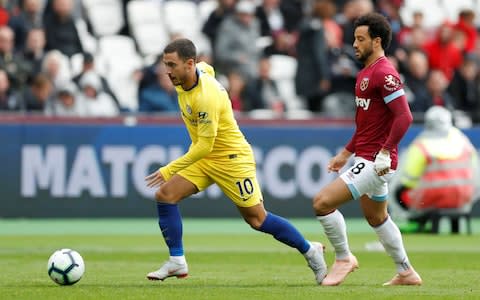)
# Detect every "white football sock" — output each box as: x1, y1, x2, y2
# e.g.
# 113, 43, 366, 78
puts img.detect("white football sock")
170, 255, 186, 265
317, 210, 351, 260
373, 215, 411, 273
